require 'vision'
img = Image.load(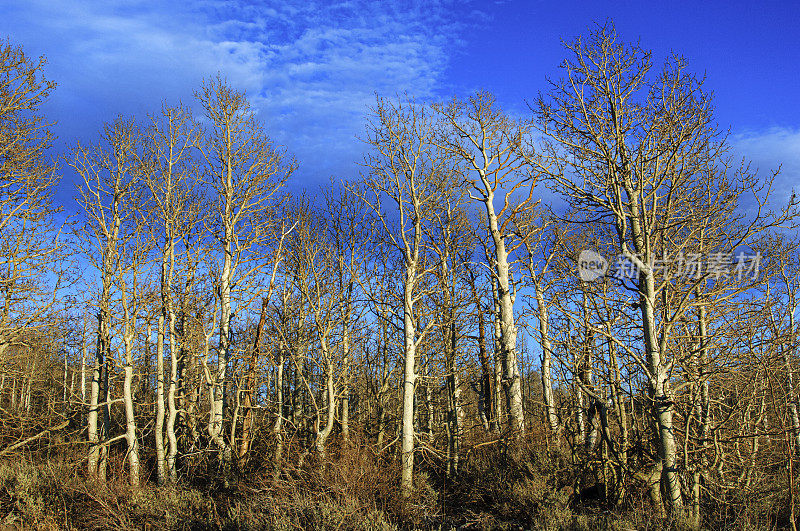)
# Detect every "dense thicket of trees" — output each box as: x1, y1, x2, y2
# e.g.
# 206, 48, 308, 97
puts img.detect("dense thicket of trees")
2, 25, 800, 529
